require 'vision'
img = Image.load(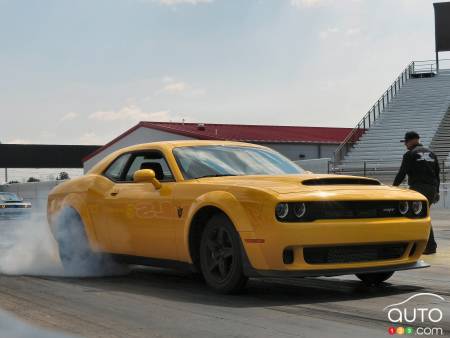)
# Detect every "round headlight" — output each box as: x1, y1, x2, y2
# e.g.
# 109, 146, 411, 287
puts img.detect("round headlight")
276, 203, 289, 219
293, 203, 306, 218
399, 201, 409, 215
411, 201, 423, 215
